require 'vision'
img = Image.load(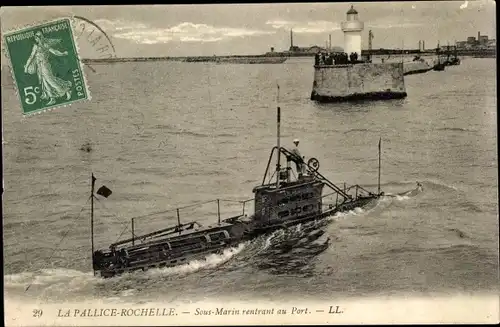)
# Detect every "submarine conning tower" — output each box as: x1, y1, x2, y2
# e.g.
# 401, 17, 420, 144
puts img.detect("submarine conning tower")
310, 5, 407, 103
252, 174, 325, 228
